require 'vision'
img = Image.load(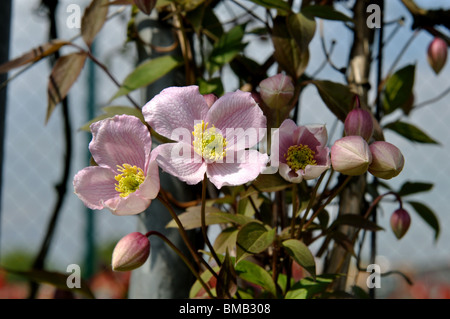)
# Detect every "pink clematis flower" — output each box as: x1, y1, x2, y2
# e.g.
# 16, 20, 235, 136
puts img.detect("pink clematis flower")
142, 86, 269, 189
271, 119, 331, 183
73, 115, 160, 215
